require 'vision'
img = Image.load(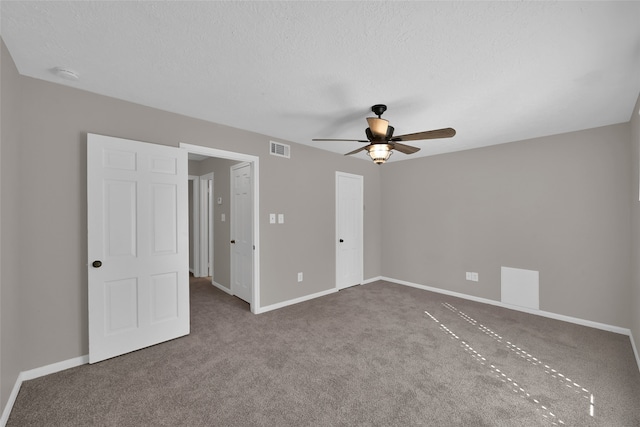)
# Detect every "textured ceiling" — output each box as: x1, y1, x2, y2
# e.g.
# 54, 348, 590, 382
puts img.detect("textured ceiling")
2, 1, 640, 162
